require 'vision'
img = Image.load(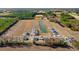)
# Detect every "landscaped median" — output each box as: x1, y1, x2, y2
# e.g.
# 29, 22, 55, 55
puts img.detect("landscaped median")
0, 17, 18, 35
